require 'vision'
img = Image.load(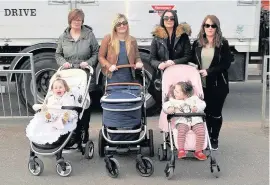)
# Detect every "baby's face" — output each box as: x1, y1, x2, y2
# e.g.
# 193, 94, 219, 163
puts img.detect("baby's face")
173, 85, 186, 100
52, 81, 66, 97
